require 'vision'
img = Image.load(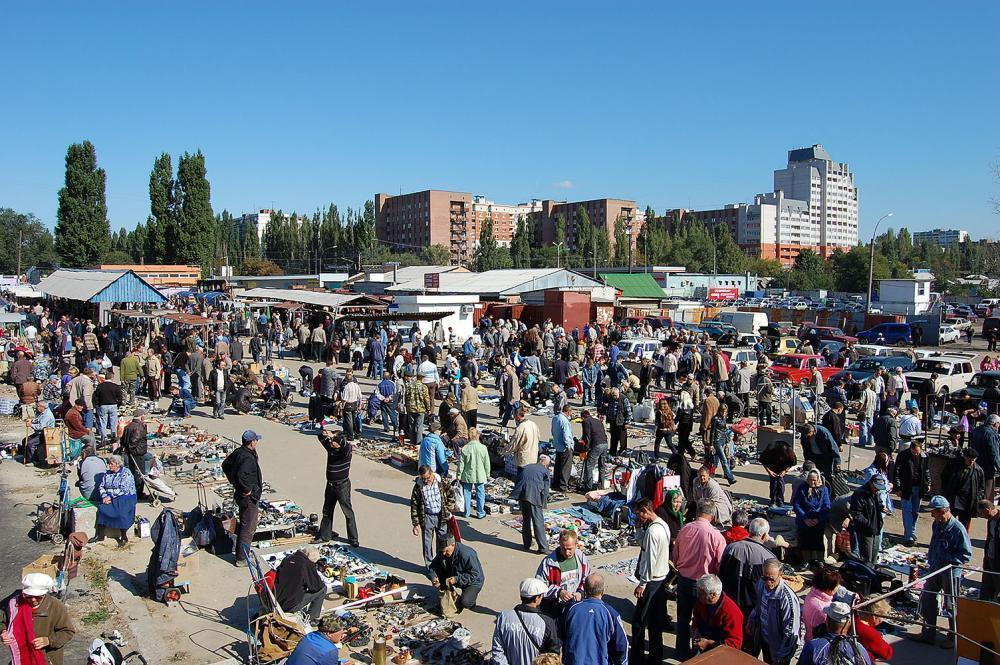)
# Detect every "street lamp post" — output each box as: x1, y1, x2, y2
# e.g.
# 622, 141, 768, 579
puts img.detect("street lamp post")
555, 242, 565, 269
865, 212, 894, 314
